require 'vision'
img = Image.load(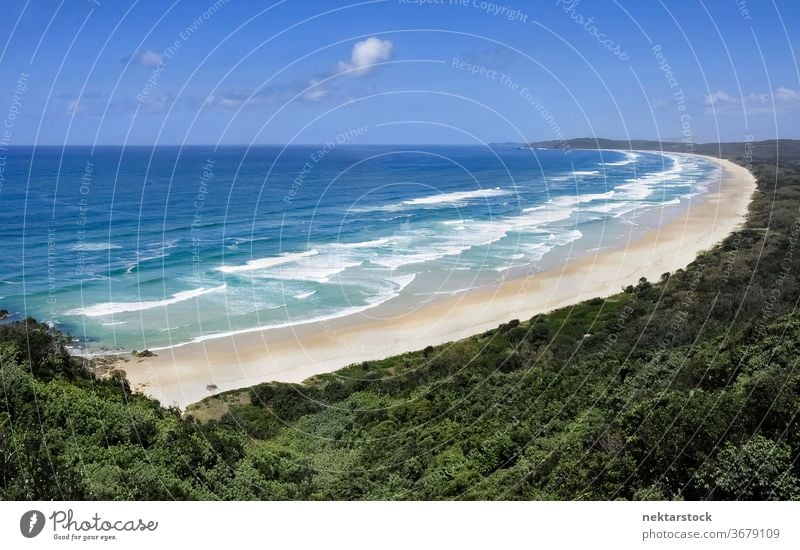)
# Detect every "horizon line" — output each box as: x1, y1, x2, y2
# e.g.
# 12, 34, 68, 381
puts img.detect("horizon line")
2, 138, 795, 148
